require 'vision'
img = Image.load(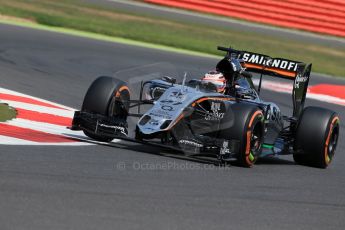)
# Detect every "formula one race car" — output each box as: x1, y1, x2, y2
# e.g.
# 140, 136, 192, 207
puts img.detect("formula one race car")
70, 46, 340, 168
